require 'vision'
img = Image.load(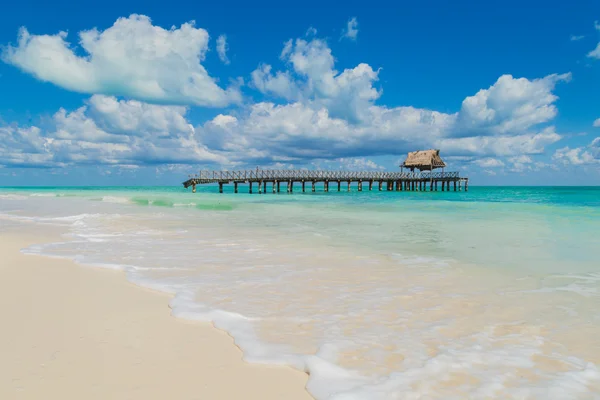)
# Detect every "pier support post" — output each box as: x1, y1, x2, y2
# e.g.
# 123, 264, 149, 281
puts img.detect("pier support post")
369, 181, 373, 191
273, 181, 276, 193
302, 181, 306, 193
378, 181, 382, 191
465, 180, 469, 192
192, 183, 196, 193
234, 182, 238, 193
249, 182, 253, 194
258, 181, 262, 194
312, 181, 316, 192
454, 181, 457, 192
430, 181, 434, 191
263, 181, 267, 193
458, 181, 462, 191
288, 181, 293, 193
338, 181, 341, 192
397, 181, 402, 191
358, 181, 362, 191
441, 181, 445, 192
219, 182, 224, 194
277, 181, 281, 193
348, 181, 351, 192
